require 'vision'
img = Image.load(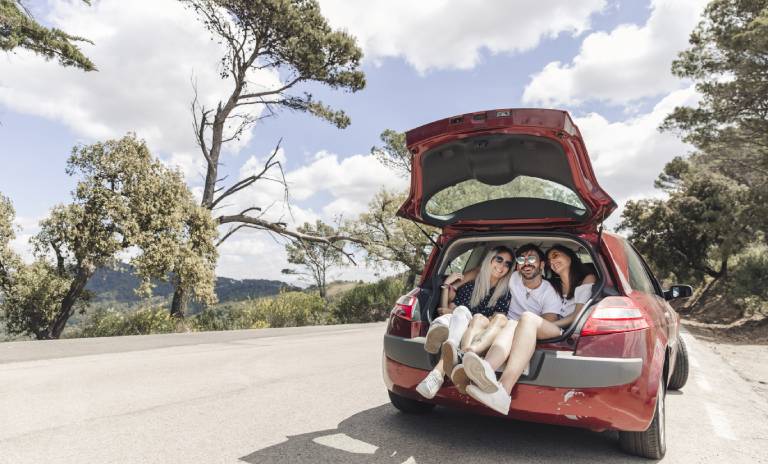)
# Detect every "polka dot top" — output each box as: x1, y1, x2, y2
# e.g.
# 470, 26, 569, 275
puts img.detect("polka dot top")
453, 281, 511, 317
